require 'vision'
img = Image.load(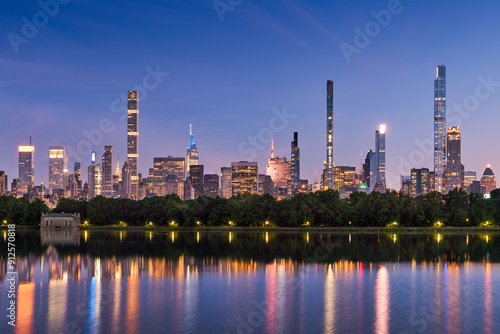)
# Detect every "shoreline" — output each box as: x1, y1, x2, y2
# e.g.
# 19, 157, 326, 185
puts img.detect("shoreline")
4, 225, 500, 233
